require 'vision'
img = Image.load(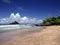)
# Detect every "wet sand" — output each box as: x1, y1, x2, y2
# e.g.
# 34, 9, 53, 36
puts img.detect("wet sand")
0, 27, 43, 45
